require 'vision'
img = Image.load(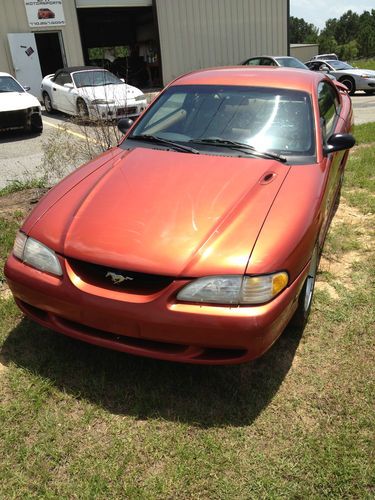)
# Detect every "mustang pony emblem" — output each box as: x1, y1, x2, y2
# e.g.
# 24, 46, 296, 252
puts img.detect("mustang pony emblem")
105, 272, 134, 284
